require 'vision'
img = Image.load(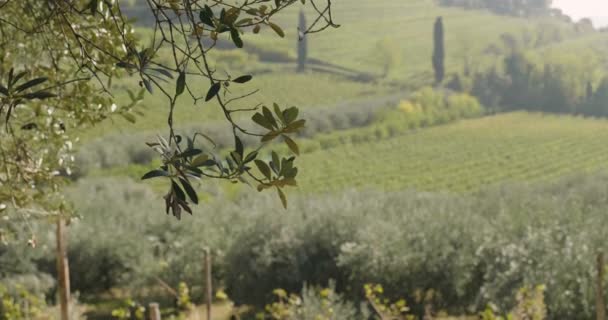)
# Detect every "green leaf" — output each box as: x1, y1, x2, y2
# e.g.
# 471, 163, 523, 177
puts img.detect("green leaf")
277, 187, 287, 209
230, 151, 242, 165
201, 159, 216, 167
244, 151, 258, 163
151, 68, 174, 79
200, 7, 215, 27
283, 135, 299, 155
252, 113, 274, 130
233, 75, 253, 83
143, 78, 153, 93
230, 27, 243, 48
89, 0, 98, 15
20, 123, 37, 130
23, 91, 56, 100
268, 22, 285, 38
262, 132, 279, 142
284, 119, 306, 133
116, 61, 137, 69
254, 160, 271, 179
176, 71, 186, 96
15, 77, 47, 93
283, 107, 298, 124
178, 149, 203, 158
205, 82, 221, 101
0, 84, 8, 96
224, 7, 241, 25
121, 113, 137, 123
271, 151, 280, 174
192, 154, 209, 167
235, 135, 244, 157
273, 103, 285, 124
262, 106, 278, 129
141, 169, 170, 180
179, 177, 199, 204
172, 180, 186, 202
